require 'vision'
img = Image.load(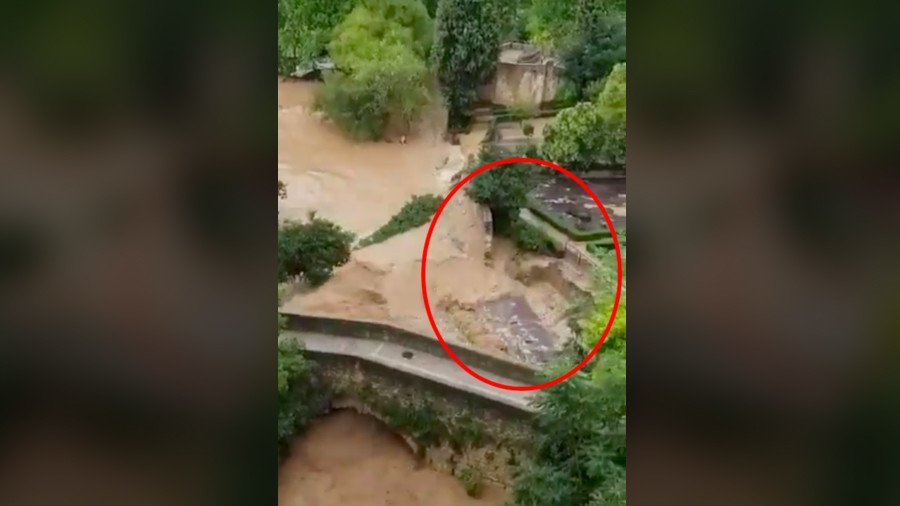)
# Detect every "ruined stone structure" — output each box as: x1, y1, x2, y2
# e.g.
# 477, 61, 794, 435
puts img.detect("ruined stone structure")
480, 42, 561, 107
